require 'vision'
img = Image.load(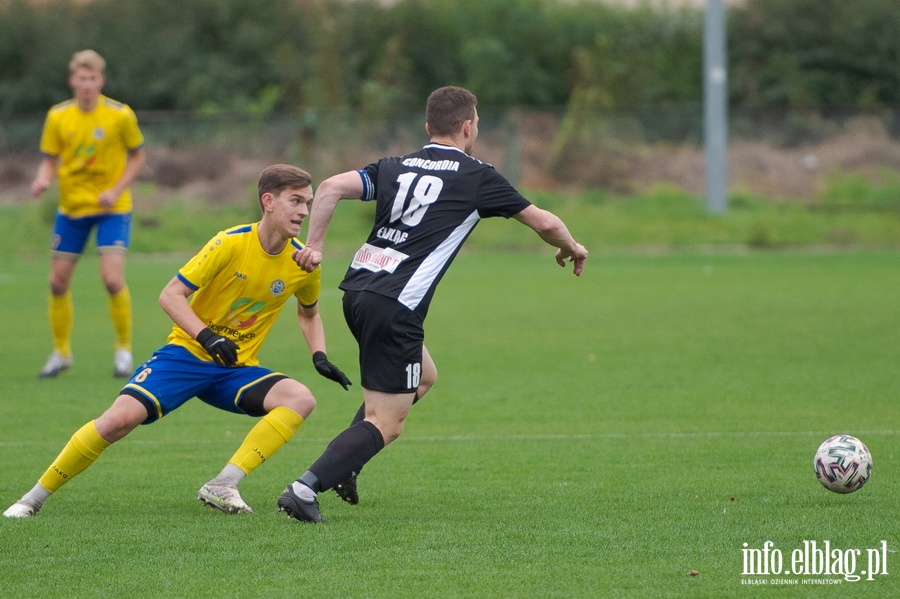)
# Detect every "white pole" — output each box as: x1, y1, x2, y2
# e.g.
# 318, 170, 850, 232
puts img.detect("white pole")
704, 0, 728, 213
